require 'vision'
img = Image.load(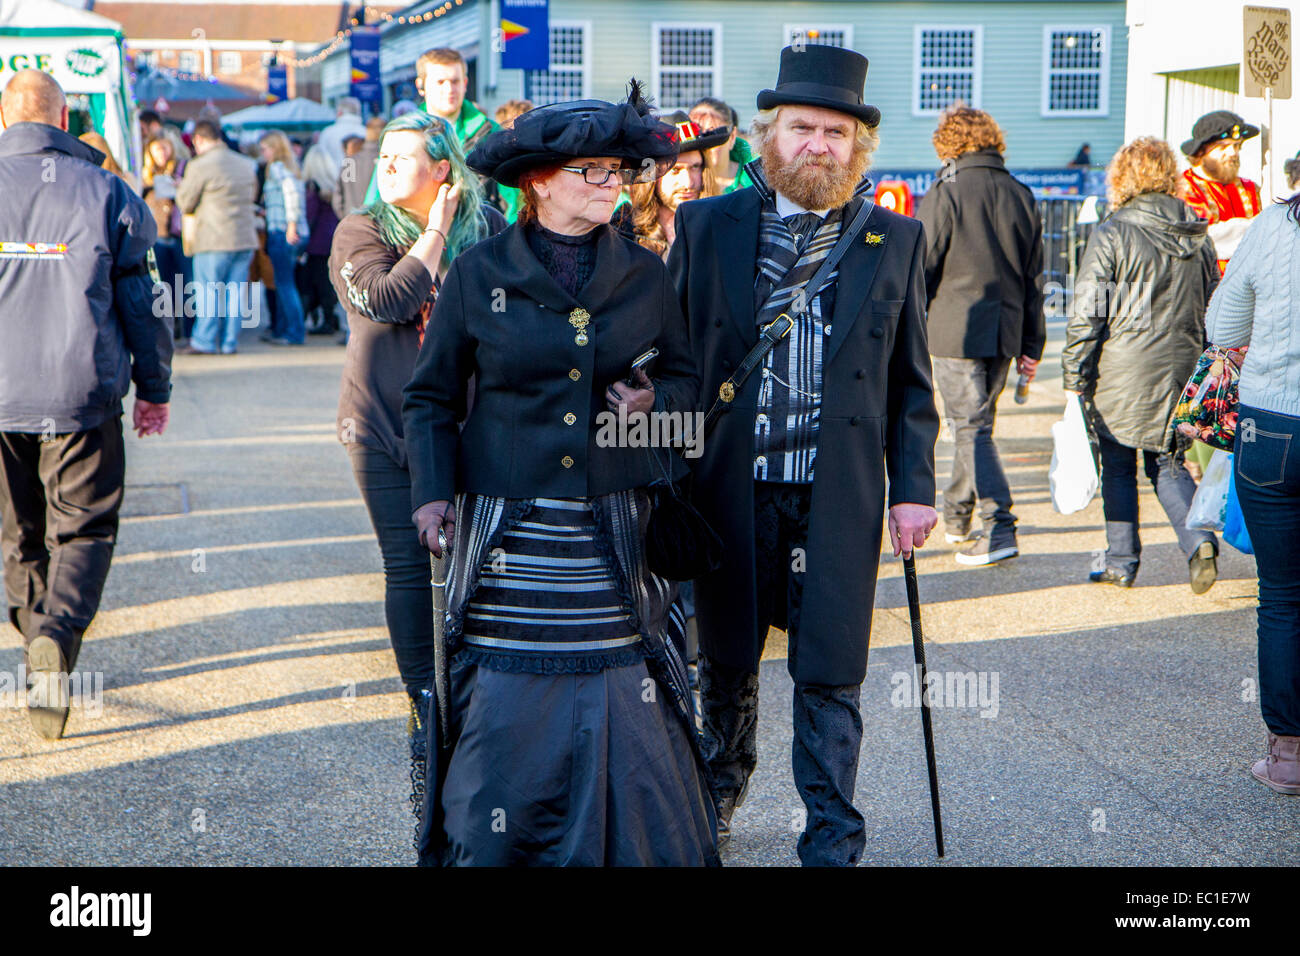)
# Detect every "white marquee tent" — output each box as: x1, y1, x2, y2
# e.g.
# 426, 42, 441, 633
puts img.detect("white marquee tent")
0, 0, 140, 177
